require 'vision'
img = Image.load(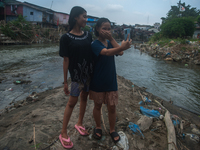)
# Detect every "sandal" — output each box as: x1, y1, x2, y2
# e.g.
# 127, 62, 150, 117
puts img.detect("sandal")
93, 128, 102, 140
59, 134, 73, 149
109, 131, 120, 143
75, 124, 88, 135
